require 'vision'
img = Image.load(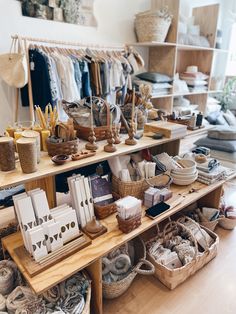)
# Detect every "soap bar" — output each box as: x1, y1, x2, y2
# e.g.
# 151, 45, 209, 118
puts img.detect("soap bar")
28, 226, 48, 262
160, 188, 173, 202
